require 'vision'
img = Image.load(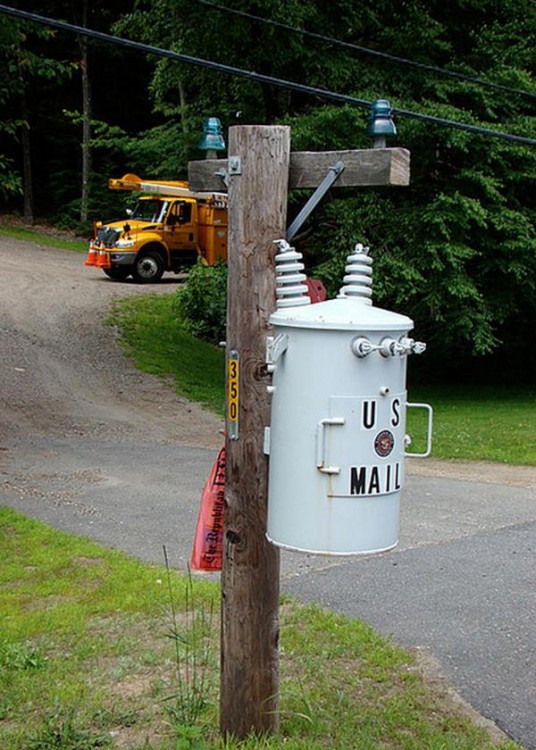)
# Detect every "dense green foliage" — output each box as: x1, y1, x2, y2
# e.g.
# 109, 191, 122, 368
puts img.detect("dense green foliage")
1, 0, 534, 378
0, 14, 73, 206
175, 259, 228, 343
0, 0, 153, 229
